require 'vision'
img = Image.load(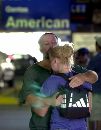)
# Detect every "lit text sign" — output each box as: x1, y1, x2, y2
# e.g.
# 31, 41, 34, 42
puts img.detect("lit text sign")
1, 0, 71, 31
5, 16, 70, 30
